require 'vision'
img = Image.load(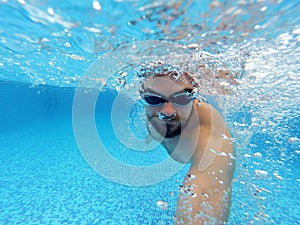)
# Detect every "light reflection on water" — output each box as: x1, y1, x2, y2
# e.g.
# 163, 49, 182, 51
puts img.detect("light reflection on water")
0, 0, 299, 86
0, 0, 299, 224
